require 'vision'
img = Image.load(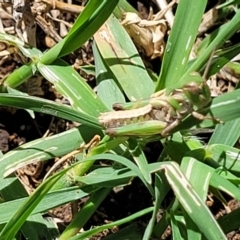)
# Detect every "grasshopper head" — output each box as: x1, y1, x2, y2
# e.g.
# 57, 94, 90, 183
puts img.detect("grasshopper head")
182, 82, 211, 109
